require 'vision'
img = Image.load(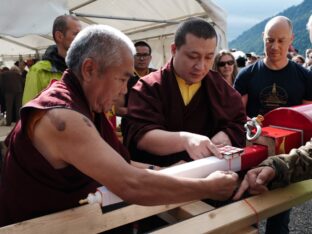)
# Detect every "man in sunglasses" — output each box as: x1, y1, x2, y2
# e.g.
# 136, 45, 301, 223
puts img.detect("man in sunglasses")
234, 16, 312, 234
115, 41, 156, 132
123, 17, 246, 167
